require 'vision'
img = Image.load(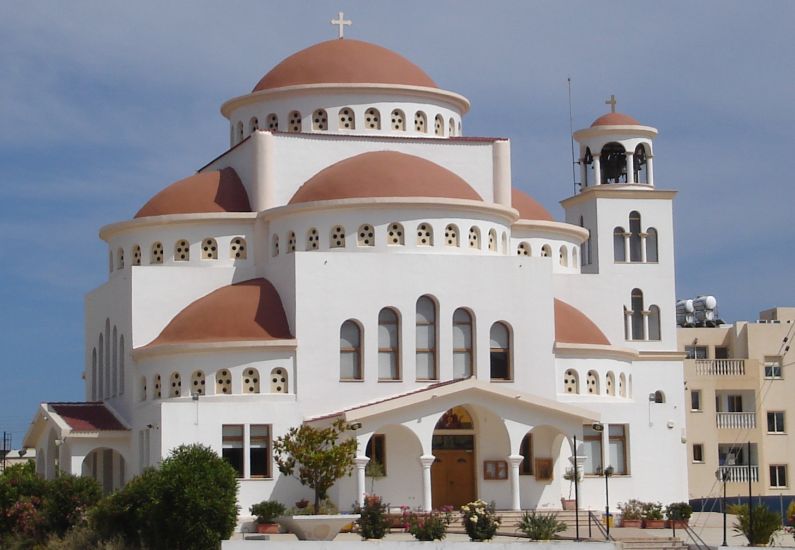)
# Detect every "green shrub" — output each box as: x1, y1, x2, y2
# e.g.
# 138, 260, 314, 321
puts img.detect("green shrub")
732, 504, 781, 546
618, 499, 644, 520
460, 499, 501, 541
90, 467, 161, 546
402, 506, 453, 541
287, 499, 338, 516
0, 461, 46, 537
354, 494, 390, 539
665, 502, 693, 521
250, 500, 286, 524
517, 510, 567, 540
43, 474, 102, 536
641, 501, 664, 520
786, 501, 795, 541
